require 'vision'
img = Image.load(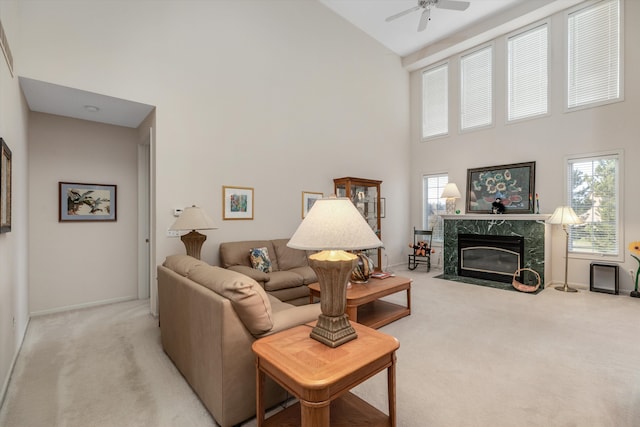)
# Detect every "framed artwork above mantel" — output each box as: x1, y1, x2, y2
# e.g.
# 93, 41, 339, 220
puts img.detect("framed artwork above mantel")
466, 161, 535, 214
